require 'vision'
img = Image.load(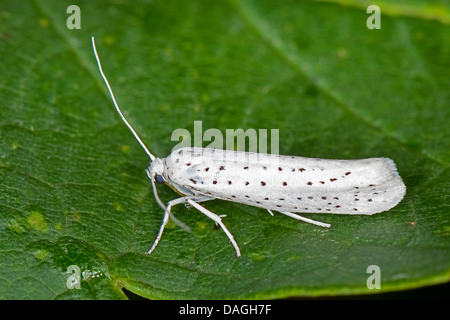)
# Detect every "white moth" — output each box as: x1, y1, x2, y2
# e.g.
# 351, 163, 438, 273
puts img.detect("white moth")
91, 37, 406, 258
